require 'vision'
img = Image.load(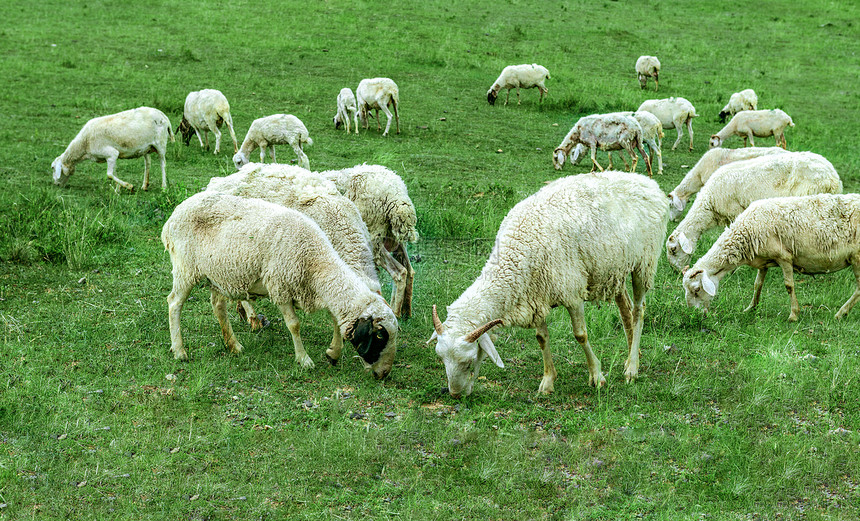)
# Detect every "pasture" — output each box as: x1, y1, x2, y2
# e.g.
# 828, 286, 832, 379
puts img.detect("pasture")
1, 0, 859, 518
